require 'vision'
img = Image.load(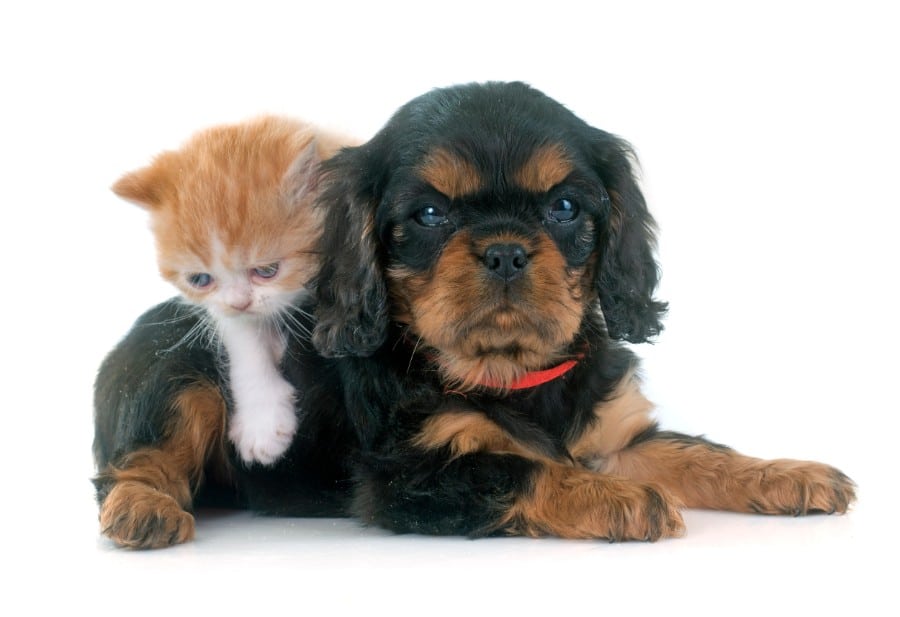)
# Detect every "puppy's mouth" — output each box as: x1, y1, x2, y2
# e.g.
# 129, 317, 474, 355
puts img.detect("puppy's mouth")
460, 303, 552, 345
423, 307, 582, 391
